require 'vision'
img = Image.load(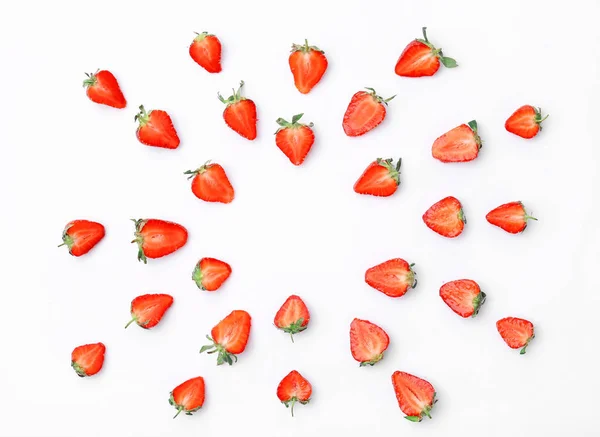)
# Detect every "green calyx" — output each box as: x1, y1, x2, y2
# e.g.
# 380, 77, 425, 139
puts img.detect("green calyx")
278, 318, 307, 343
364, 87, 396, 105
58, 223, 75, 252
359, 353, 384, 367
520, 334, 535, 355
200, 335, 237, 365
405, 392, 437, 422
71, 361, 87, 378
183, 160, 213, 180
467, 120, 483, 148
134, 105, 151, 126
471, 291, 487, 318
416, 27, 458, 69
291, 39, 323, 54
191, 263, 206, 290
192, 31, 212, 42
218, 81, 247, 106
82, 70, 99, 88
130, 218, 148, 264
534, 107, 550, 129
376, 157, 402, 185
458, 207, 467, 224
408, 263, 418, 289
169, 392, 202, 419
274, 113, 314, 134
283, 396, 310, 417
